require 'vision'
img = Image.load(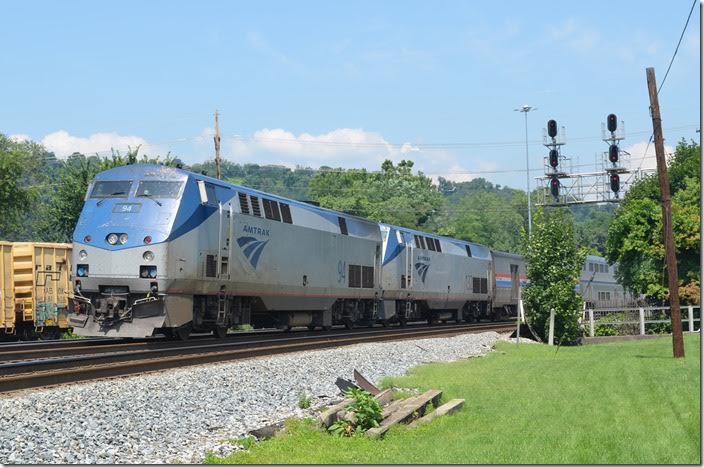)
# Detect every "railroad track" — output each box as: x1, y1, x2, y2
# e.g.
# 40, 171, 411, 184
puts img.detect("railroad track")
0, 321, 514, 394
